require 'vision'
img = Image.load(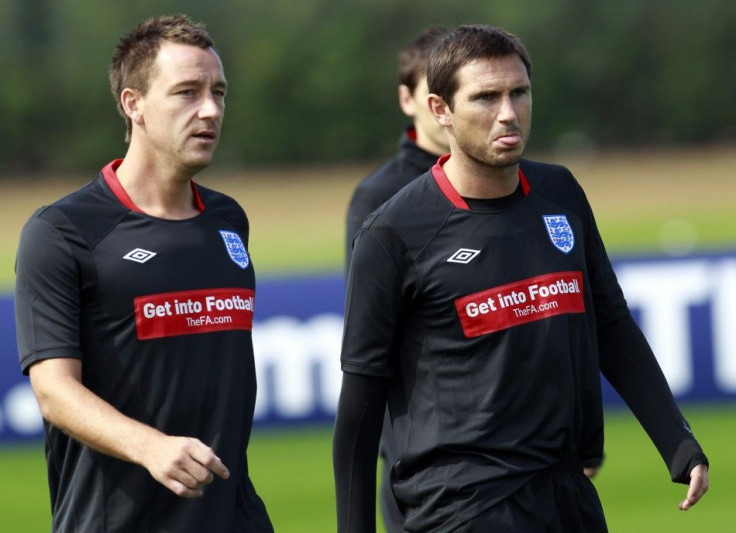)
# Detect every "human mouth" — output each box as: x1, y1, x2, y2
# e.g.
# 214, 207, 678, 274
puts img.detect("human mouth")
192, 130, 217, 142
493, 133, 522, 147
